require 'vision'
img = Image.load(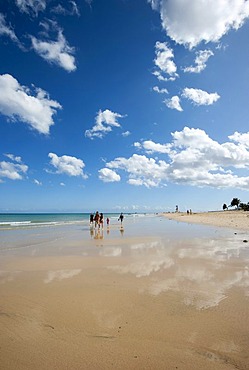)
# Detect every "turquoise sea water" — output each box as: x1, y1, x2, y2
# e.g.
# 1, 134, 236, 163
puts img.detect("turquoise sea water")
0, 212, 144, 229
